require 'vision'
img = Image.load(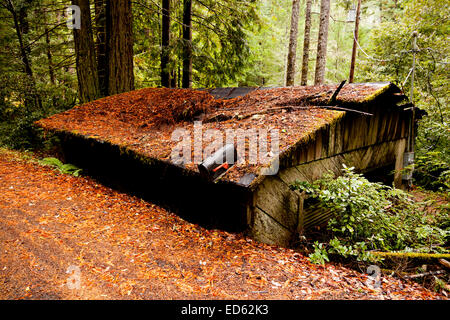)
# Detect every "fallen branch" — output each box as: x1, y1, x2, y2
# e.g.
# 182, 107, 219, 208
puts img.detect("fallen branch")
404, 270, 446, 279
327, 80, 347, 105
439, 259, 450, 269
204, 104, 372, 123
316, 105, 373, 116
371, 251, 450, 259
